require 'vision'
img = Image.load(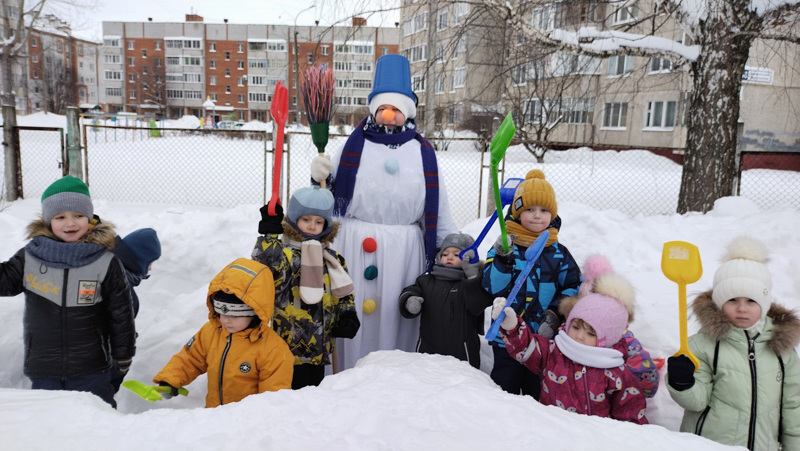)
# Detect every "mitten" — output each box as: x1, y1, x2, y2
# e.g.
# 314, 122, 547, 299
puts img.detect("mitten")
158, 381, 180, 400
492, 234, 515, 264
311, 155, 332, 182
405, 296, 424, 315
331, 310, 360, 339
537, 309, 561, 339
116, 358, 132, 377
258, 203, 284, 235
461, 250, 480, 279
667, 355, 696, 391
491, 297, 518, 331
